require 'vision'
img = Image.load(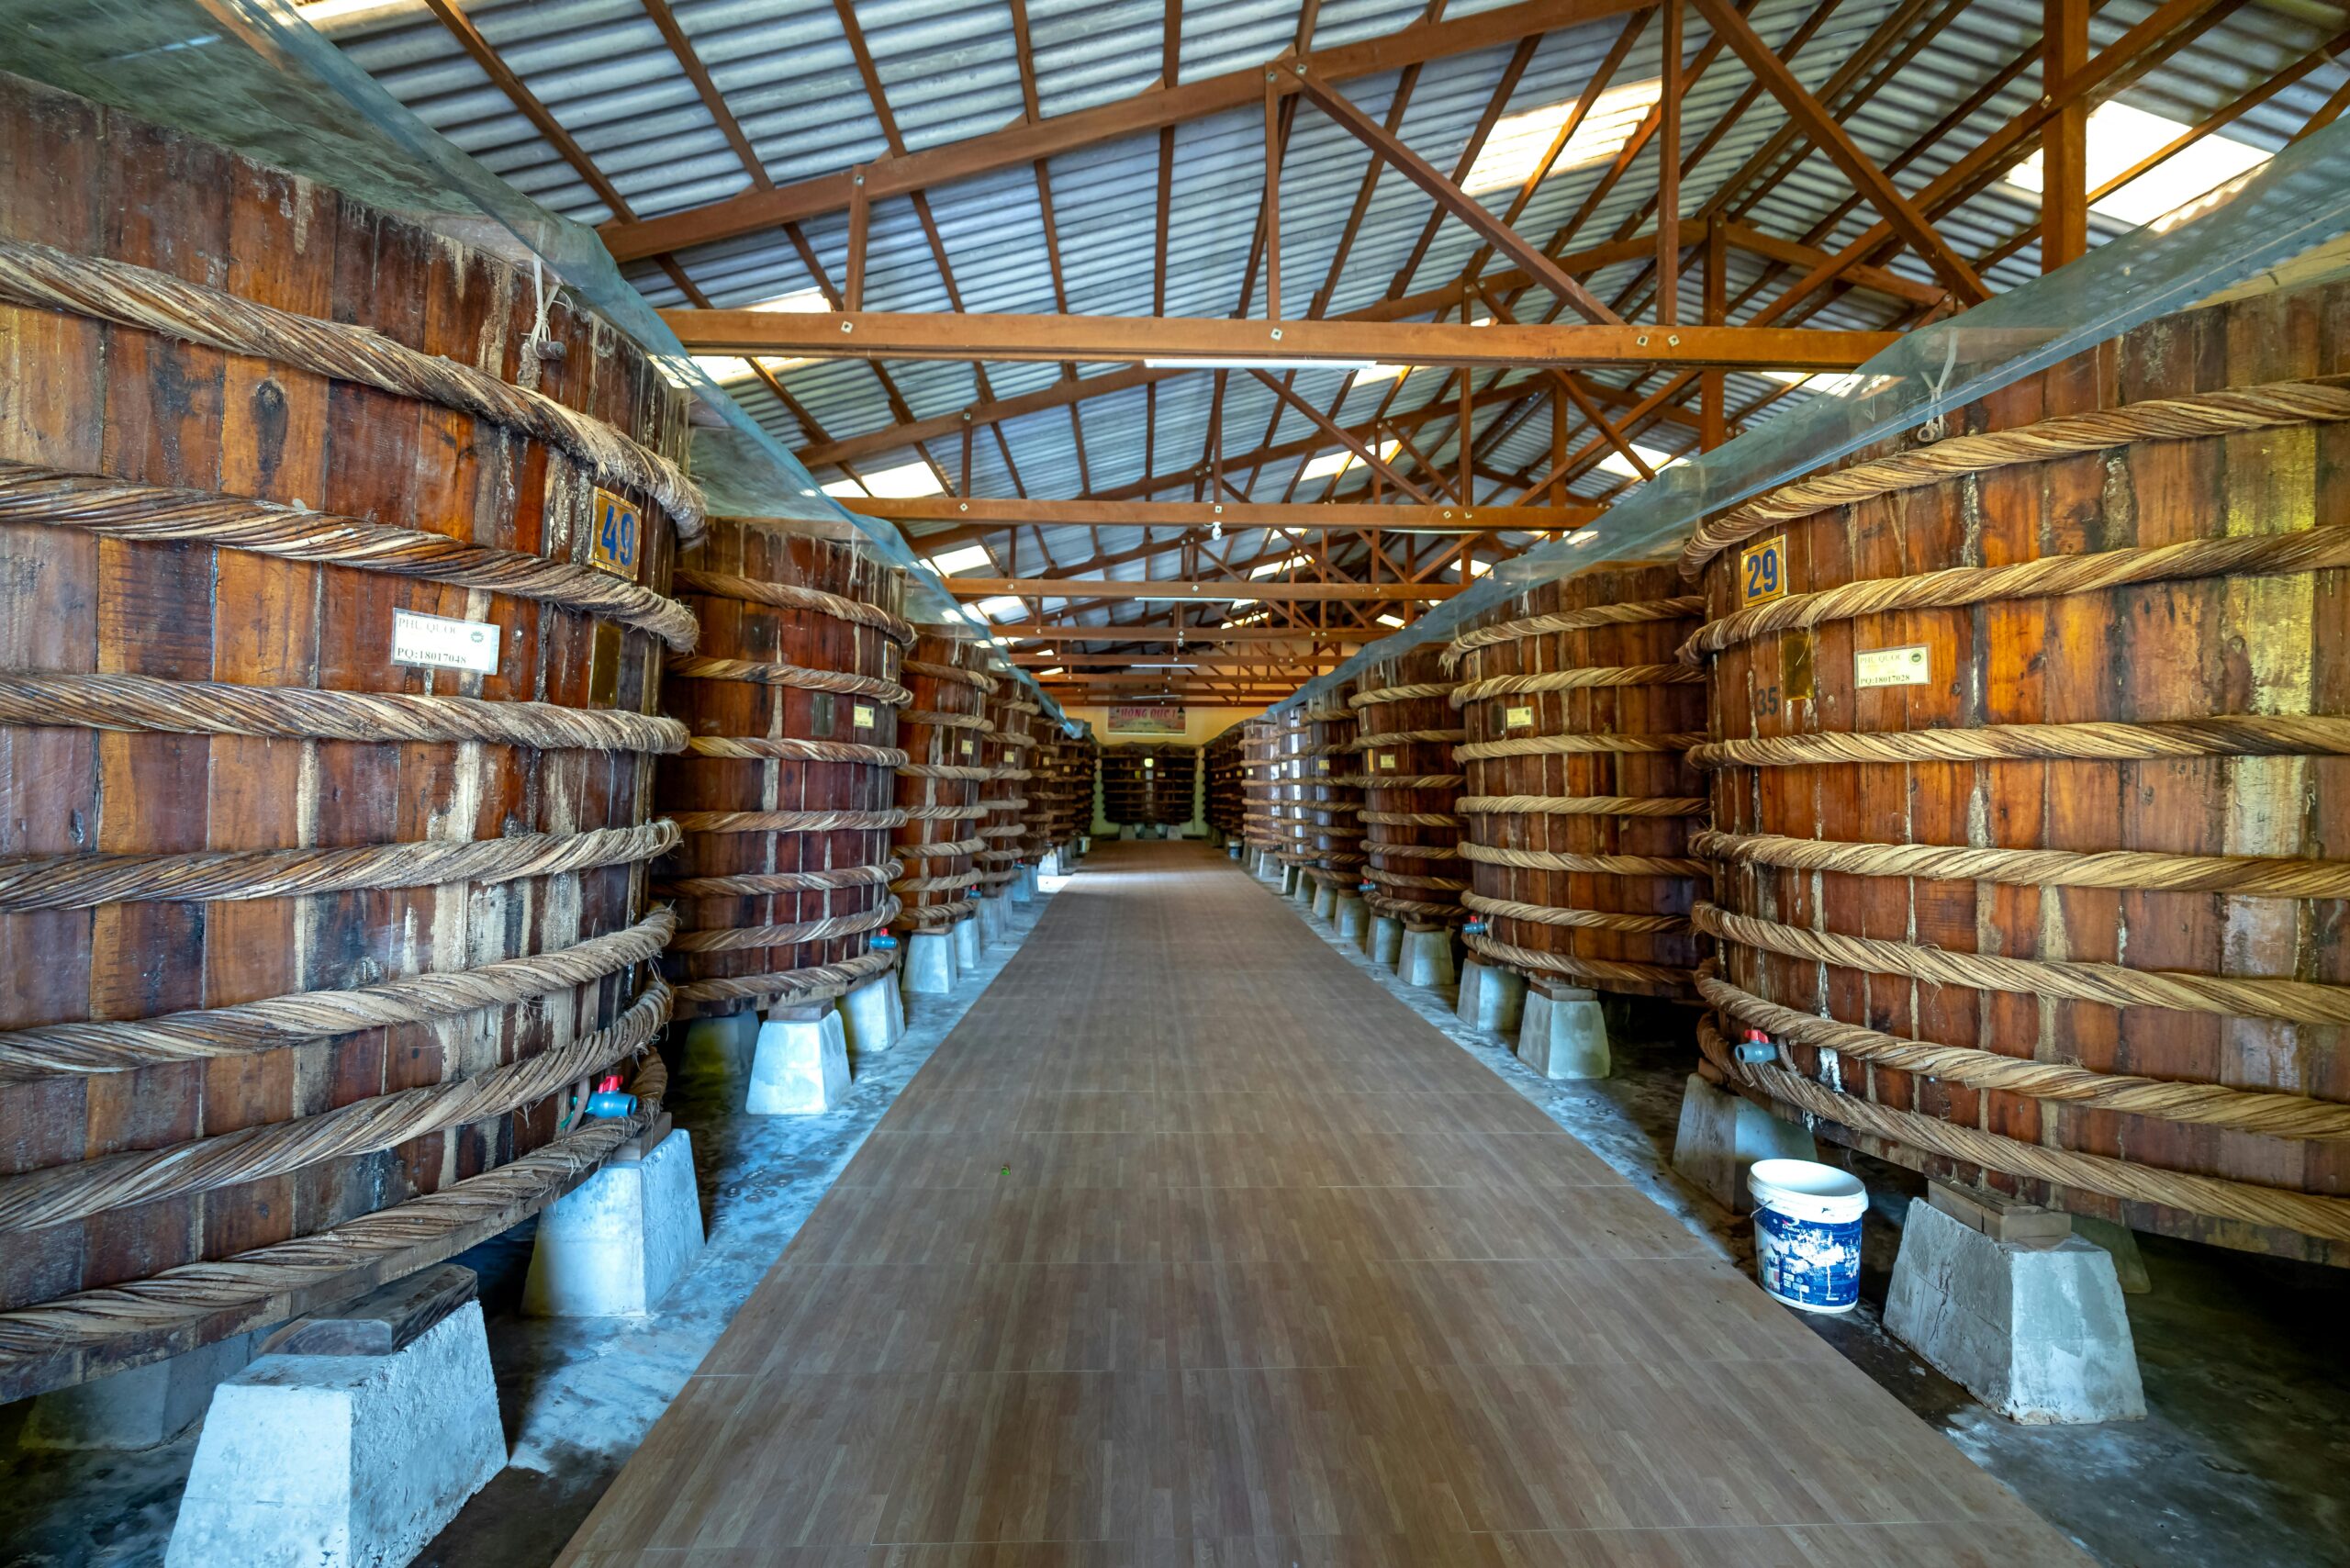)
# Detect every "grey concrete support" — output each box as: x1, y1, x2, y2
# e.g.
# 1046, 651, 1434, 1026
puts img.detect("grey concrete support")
1008, 865, 1035, 904
166, 1282, 503, 1568
1279, 863, 1302, 898
1369, 915, 1404, 970
1455, 958, 1528, 1037
902, 929, 957, 995
1670, 1073, 1818, 1212
2070, 1214, 2153, 1294
23, 1335, 256, 1450
839, 971, 905, 1056
1310, 881, 1337, 920
523, 1127, 705, 1317
979, 892, 1013, 947
1398, 927, 1457, 991
1886, 1196, 2147, 1425
1333, 893, 1370, 944
1119, 823, 1137, 840
952, 911, 983, 972
1516, 984, 1606, 1079
1038, 847, 1063, 877
1256, 851, 1284, 885
746, 1002, 850, 1115
678, 1009, 757, 1081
